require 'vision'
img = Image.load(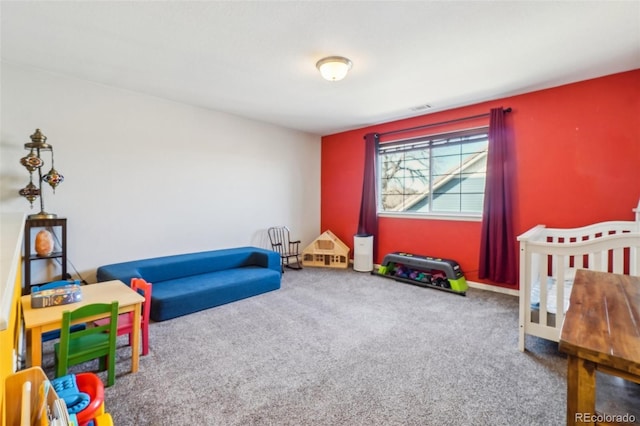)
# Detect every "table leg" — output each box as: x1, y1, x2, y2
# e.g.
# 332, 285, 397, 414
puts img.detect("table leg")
130, 303, 141, 373
27, 328, 43, 367
566, 355, 596, 426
